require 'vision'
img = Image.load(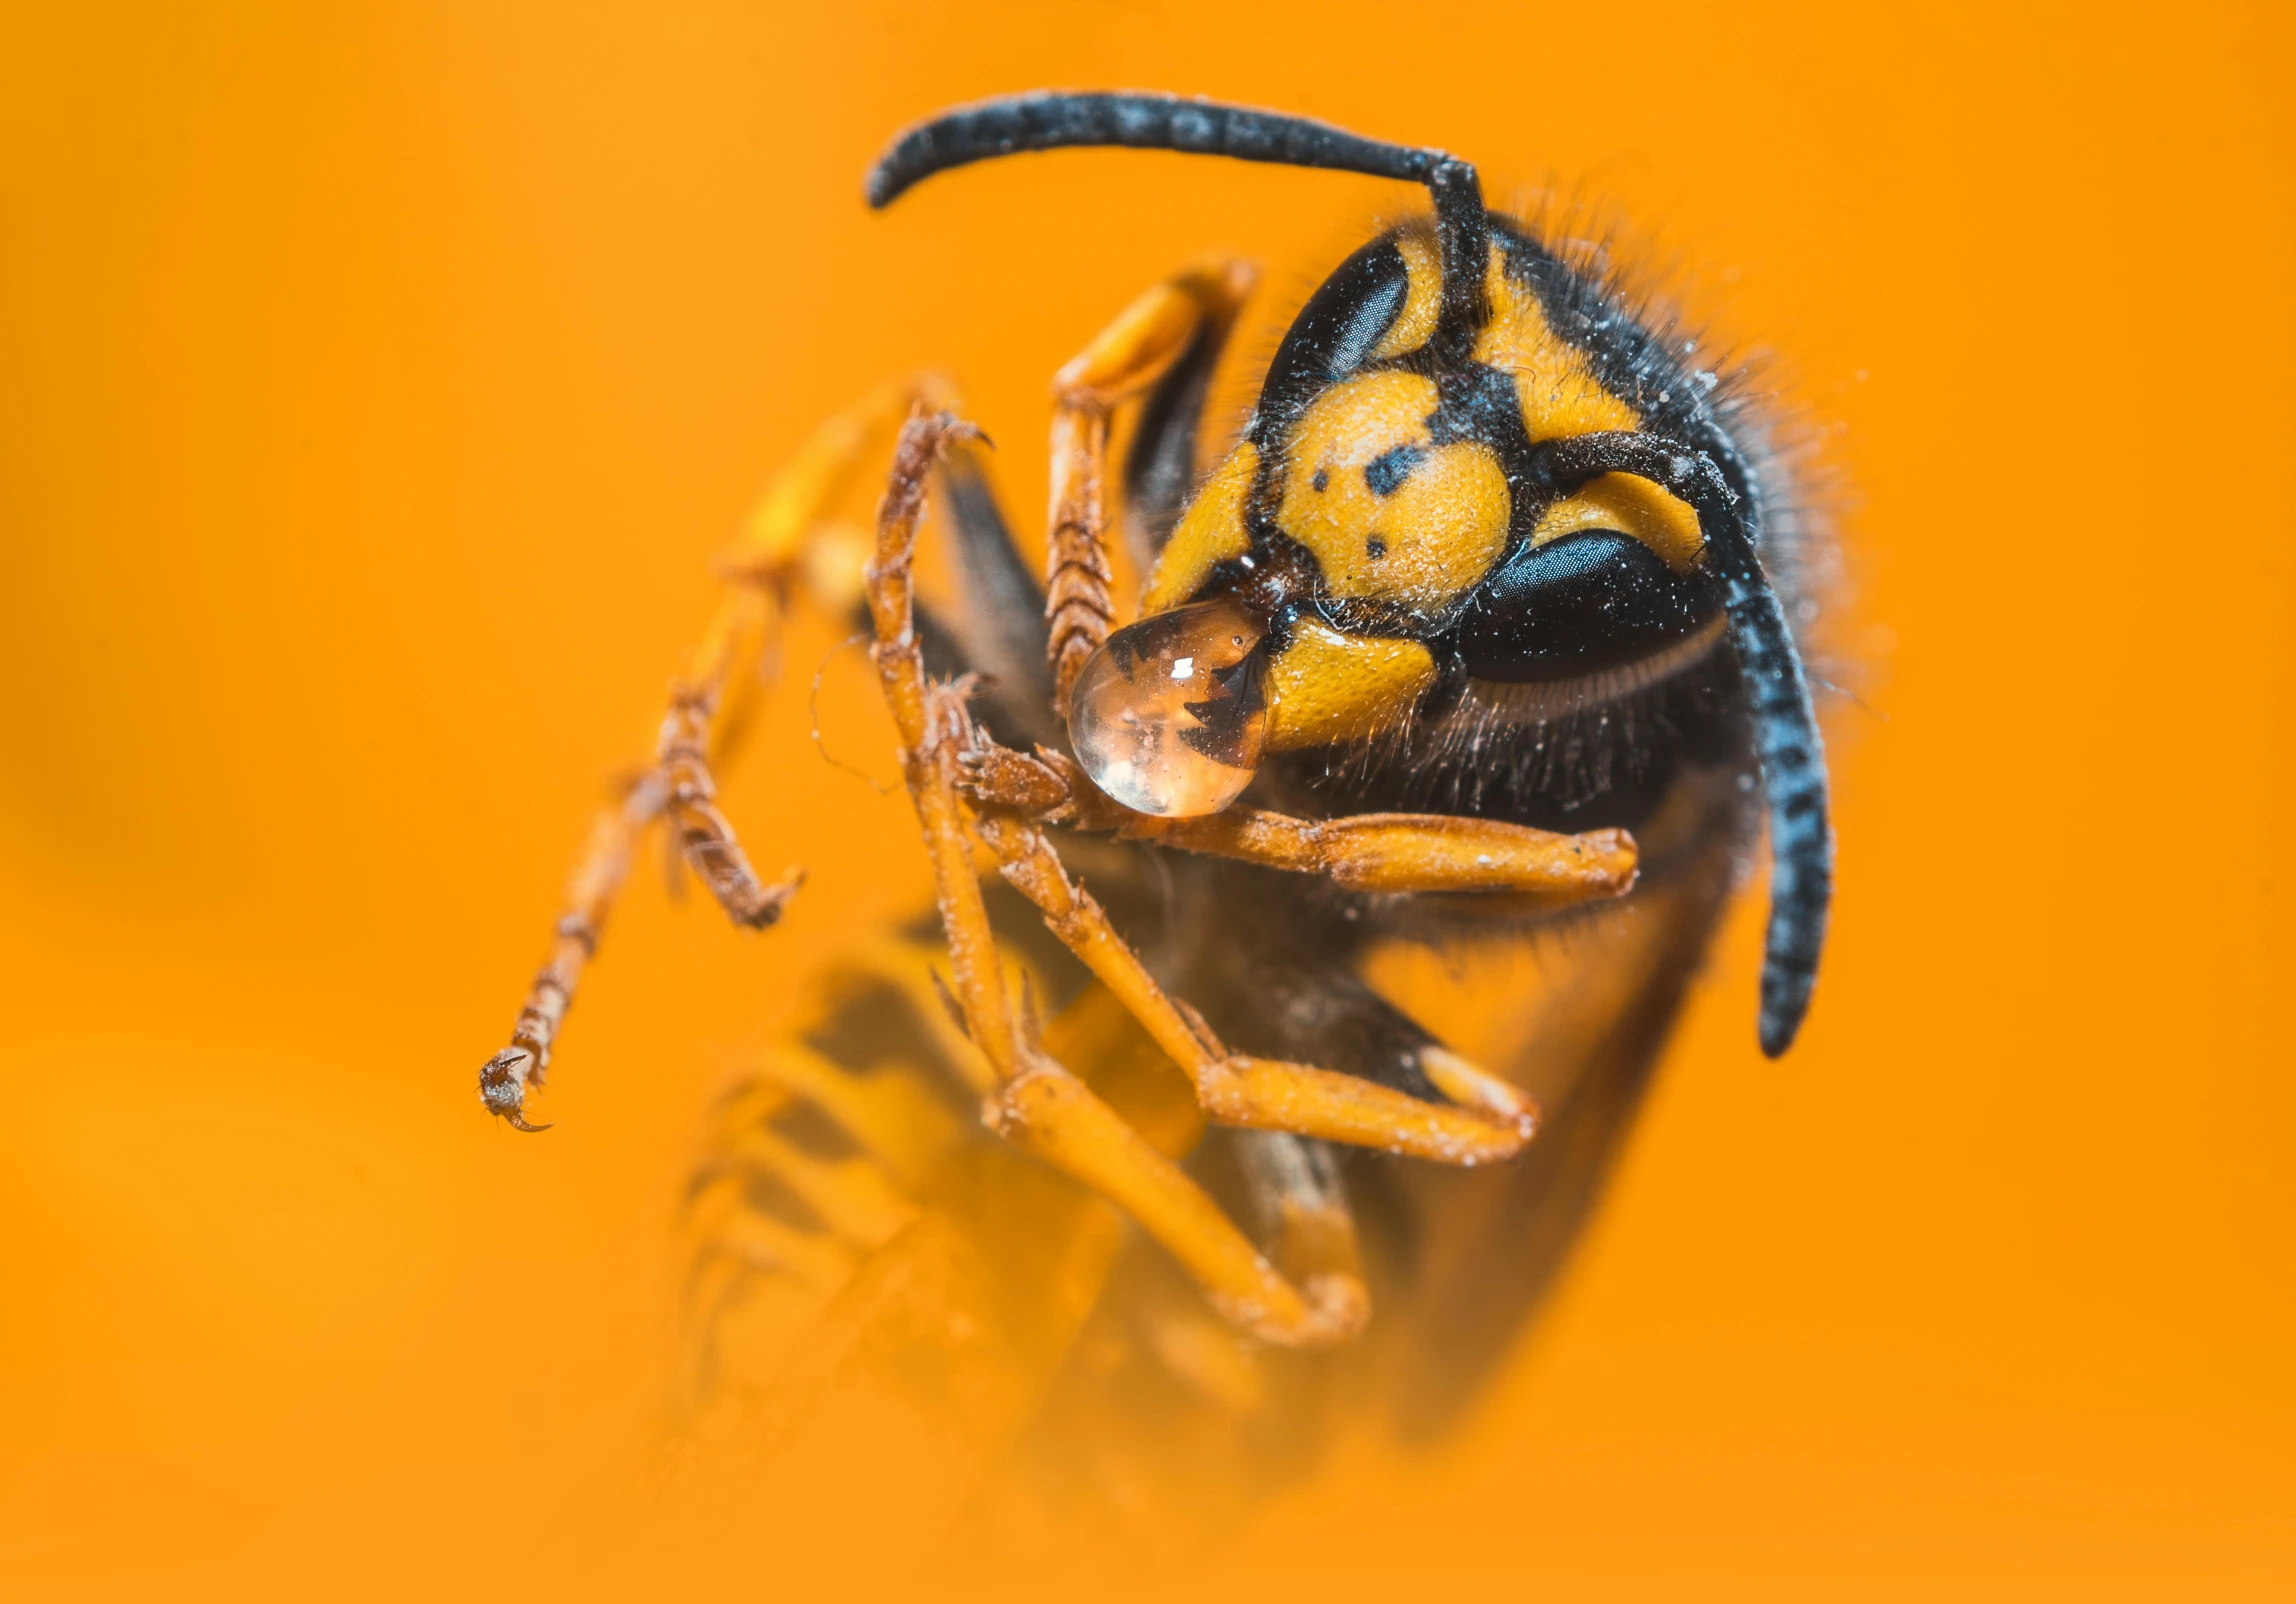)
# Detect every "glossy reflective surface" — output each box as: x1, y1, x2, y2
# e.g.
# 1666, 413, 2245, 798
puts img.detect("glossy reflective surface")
1067, 598, 1267, 816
